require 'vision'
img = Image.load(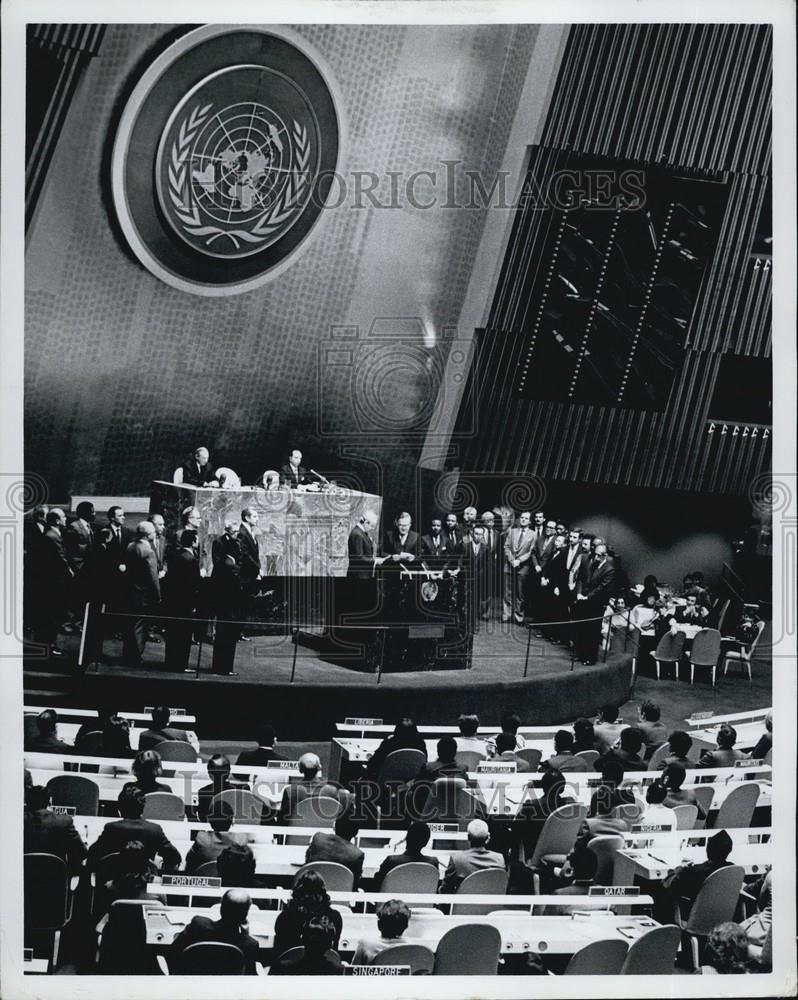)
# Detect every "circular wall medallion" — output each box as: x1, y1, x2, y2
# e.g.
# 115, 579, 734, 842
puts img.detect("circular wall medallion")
111, 25, 343, 295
